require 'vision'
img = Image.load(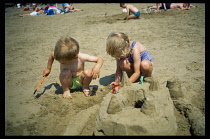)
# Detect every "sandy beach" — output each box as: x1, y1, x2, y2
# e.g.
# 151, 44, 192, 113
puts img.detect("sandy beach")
5, 3, 205, 136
